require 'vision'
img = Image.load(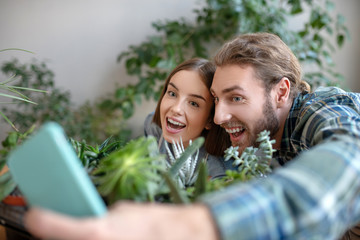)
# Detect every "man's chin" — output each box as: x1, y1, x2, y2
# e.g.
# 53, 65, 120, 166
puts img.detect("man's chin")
231, 138, 255, 153
231, 141, 246, 151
